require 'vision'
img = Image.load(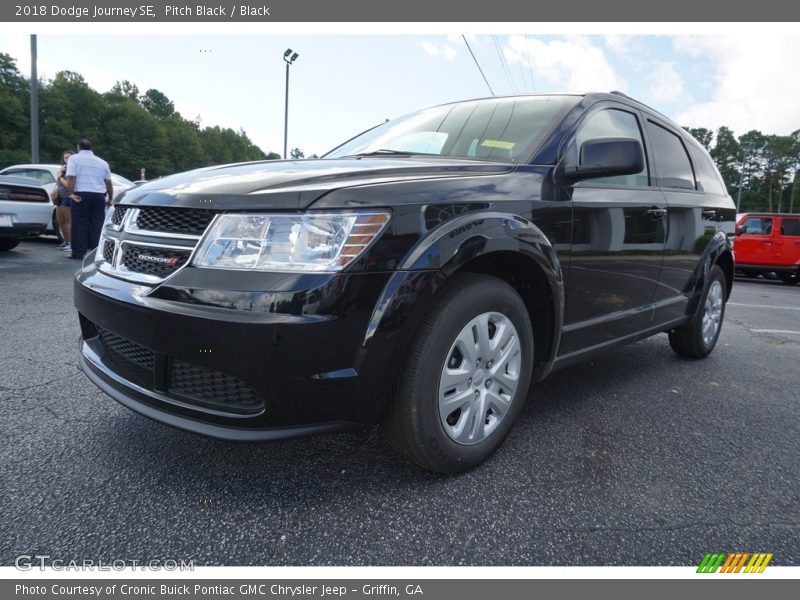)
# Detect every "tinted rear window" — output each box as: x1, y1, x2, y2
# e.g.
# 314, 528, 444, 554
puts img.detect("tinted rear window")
688, 145, 726, 196
647, 122, 696, 190
782, 218, 800, 236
